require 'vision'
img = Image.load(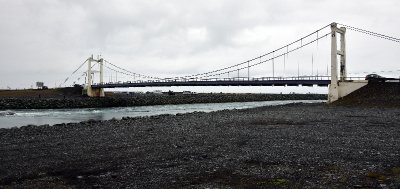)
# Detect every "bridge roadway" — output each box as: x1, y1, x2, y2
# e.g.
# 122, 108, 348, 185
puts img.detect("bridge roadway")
91, 76, 331, 88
